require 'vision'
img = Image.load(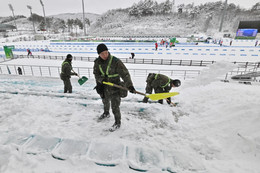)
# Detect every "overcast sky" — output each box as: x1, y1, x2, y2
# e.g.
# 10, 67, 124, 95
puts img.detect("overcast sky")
0, 0, 258, 17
